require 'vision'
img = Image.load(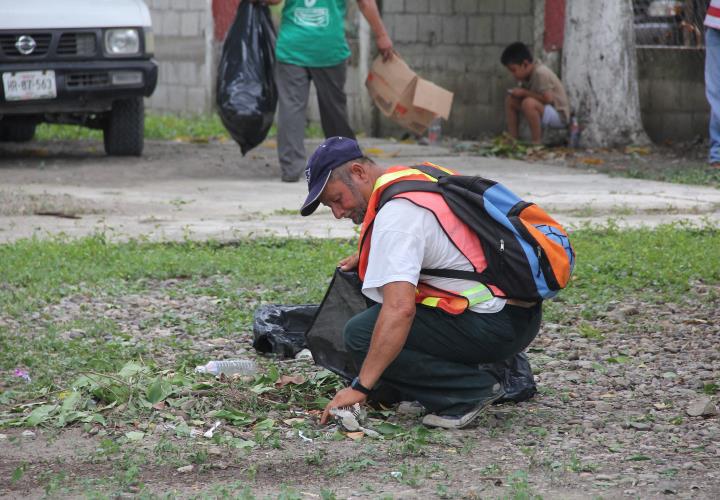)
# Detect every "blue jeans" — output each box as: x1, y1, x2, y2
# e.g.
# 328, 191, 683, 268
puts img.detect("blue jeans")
706, 28, 720, 163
